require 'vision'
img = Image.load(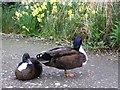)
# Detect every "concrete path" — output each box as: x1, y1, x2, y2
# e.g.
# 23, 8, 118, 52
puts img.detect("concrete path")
1, 35, 118, 88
